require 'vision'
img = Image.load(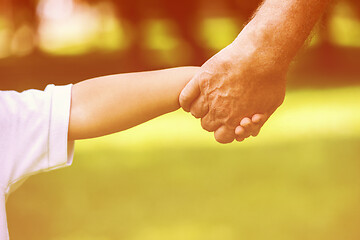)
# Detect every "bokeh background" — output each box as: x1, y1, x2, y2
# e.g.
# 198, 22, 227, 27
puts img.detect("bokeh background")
1, 0, 360, 239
